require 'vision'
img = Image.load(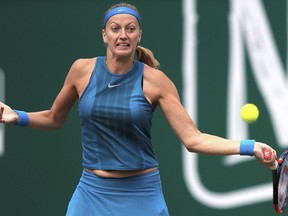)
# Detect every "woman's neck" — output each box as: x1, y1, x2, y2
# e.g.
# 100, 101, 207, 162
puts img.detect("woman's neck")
105, 56, 134, 75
